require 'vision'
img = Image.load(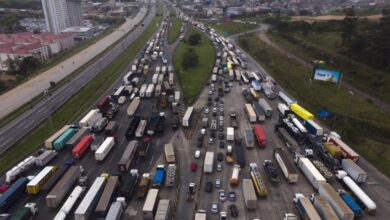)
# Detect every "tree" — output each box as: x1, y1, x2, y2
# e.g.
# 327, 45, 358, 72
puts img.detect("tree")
181, 48, 199, 69
341, 8, 358, 45
188, 33, 201, 45
18, 56, 40, 75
